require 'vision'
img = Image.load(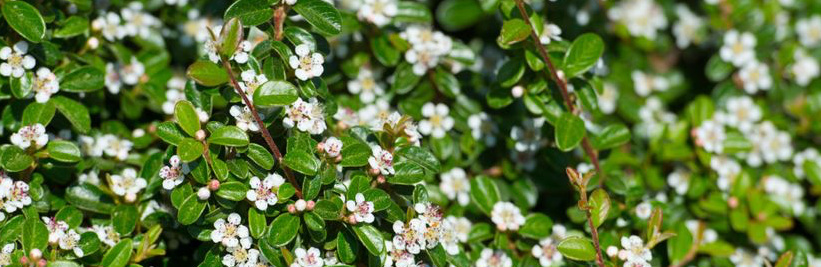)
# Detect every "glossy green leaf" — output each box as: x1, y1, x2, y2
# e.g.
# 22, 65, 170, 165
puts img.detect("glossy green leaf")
46, 140, 82, 163
60, 66, 105, 92
562, 33, 604, 78
2, 1, 46, 42
187, 60, 230, 86
554, 113, 585, 151
253, 80, 299, 106
209, 126, 250, 147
